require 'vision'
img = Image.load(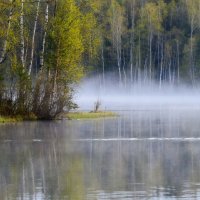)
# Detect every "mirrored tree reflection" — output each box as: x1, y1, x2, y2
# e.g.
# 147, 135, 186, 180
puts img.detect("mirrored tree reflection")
0, 122, 87, 200
1, 110, 200, 199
